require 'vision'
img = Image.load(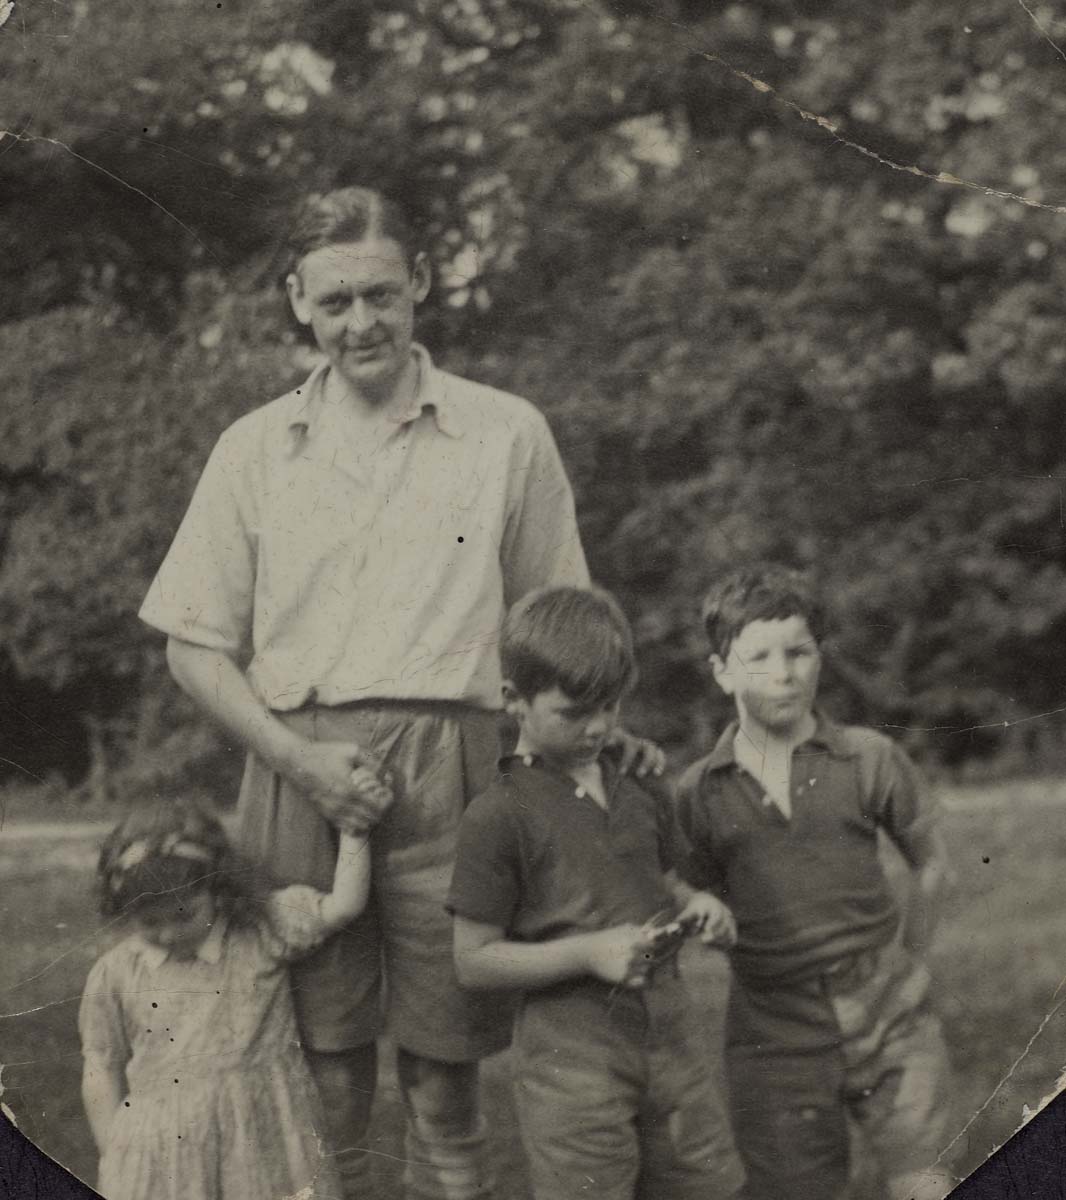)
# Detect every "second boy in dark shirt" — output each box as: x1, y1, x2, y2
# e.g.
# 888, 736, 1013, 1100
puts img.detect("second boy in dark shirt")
448, 586, 744, 1200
